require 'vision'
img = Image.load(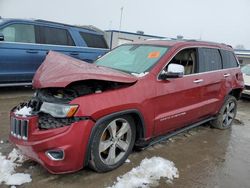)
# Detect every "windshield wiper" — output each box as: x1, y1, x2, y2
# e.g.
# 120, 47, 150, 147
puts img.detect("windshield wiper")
96, 65, 133, 75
